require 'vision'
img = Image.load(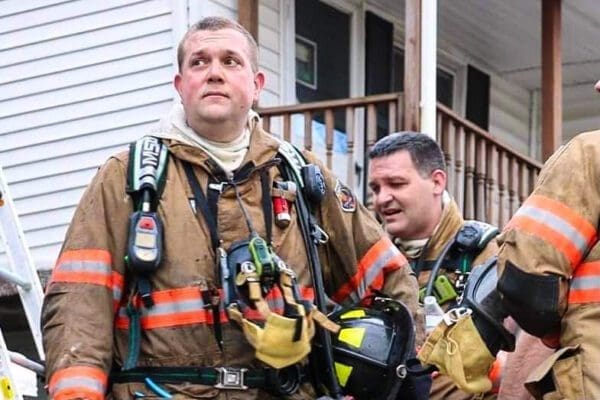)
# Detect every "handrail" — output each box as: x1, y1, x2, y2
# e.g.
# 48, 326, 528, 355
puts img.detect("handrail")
437, 103, 542, 170
258, 93, 541, 226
